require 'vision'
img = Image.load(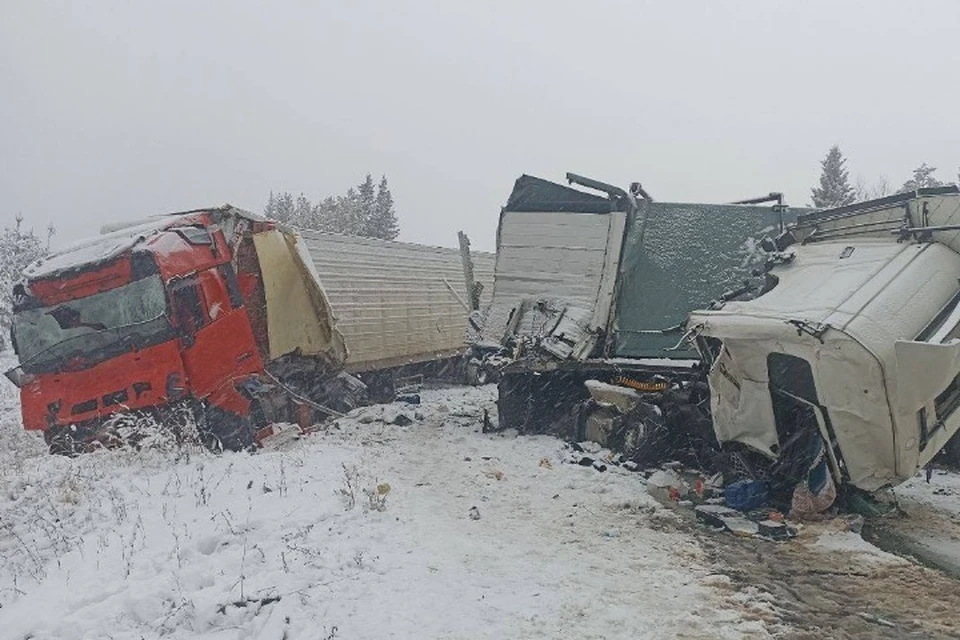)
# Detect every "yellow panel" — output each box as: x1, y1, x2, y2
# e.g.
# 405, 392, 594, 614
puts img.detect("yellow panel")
252, 230, 347, 365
